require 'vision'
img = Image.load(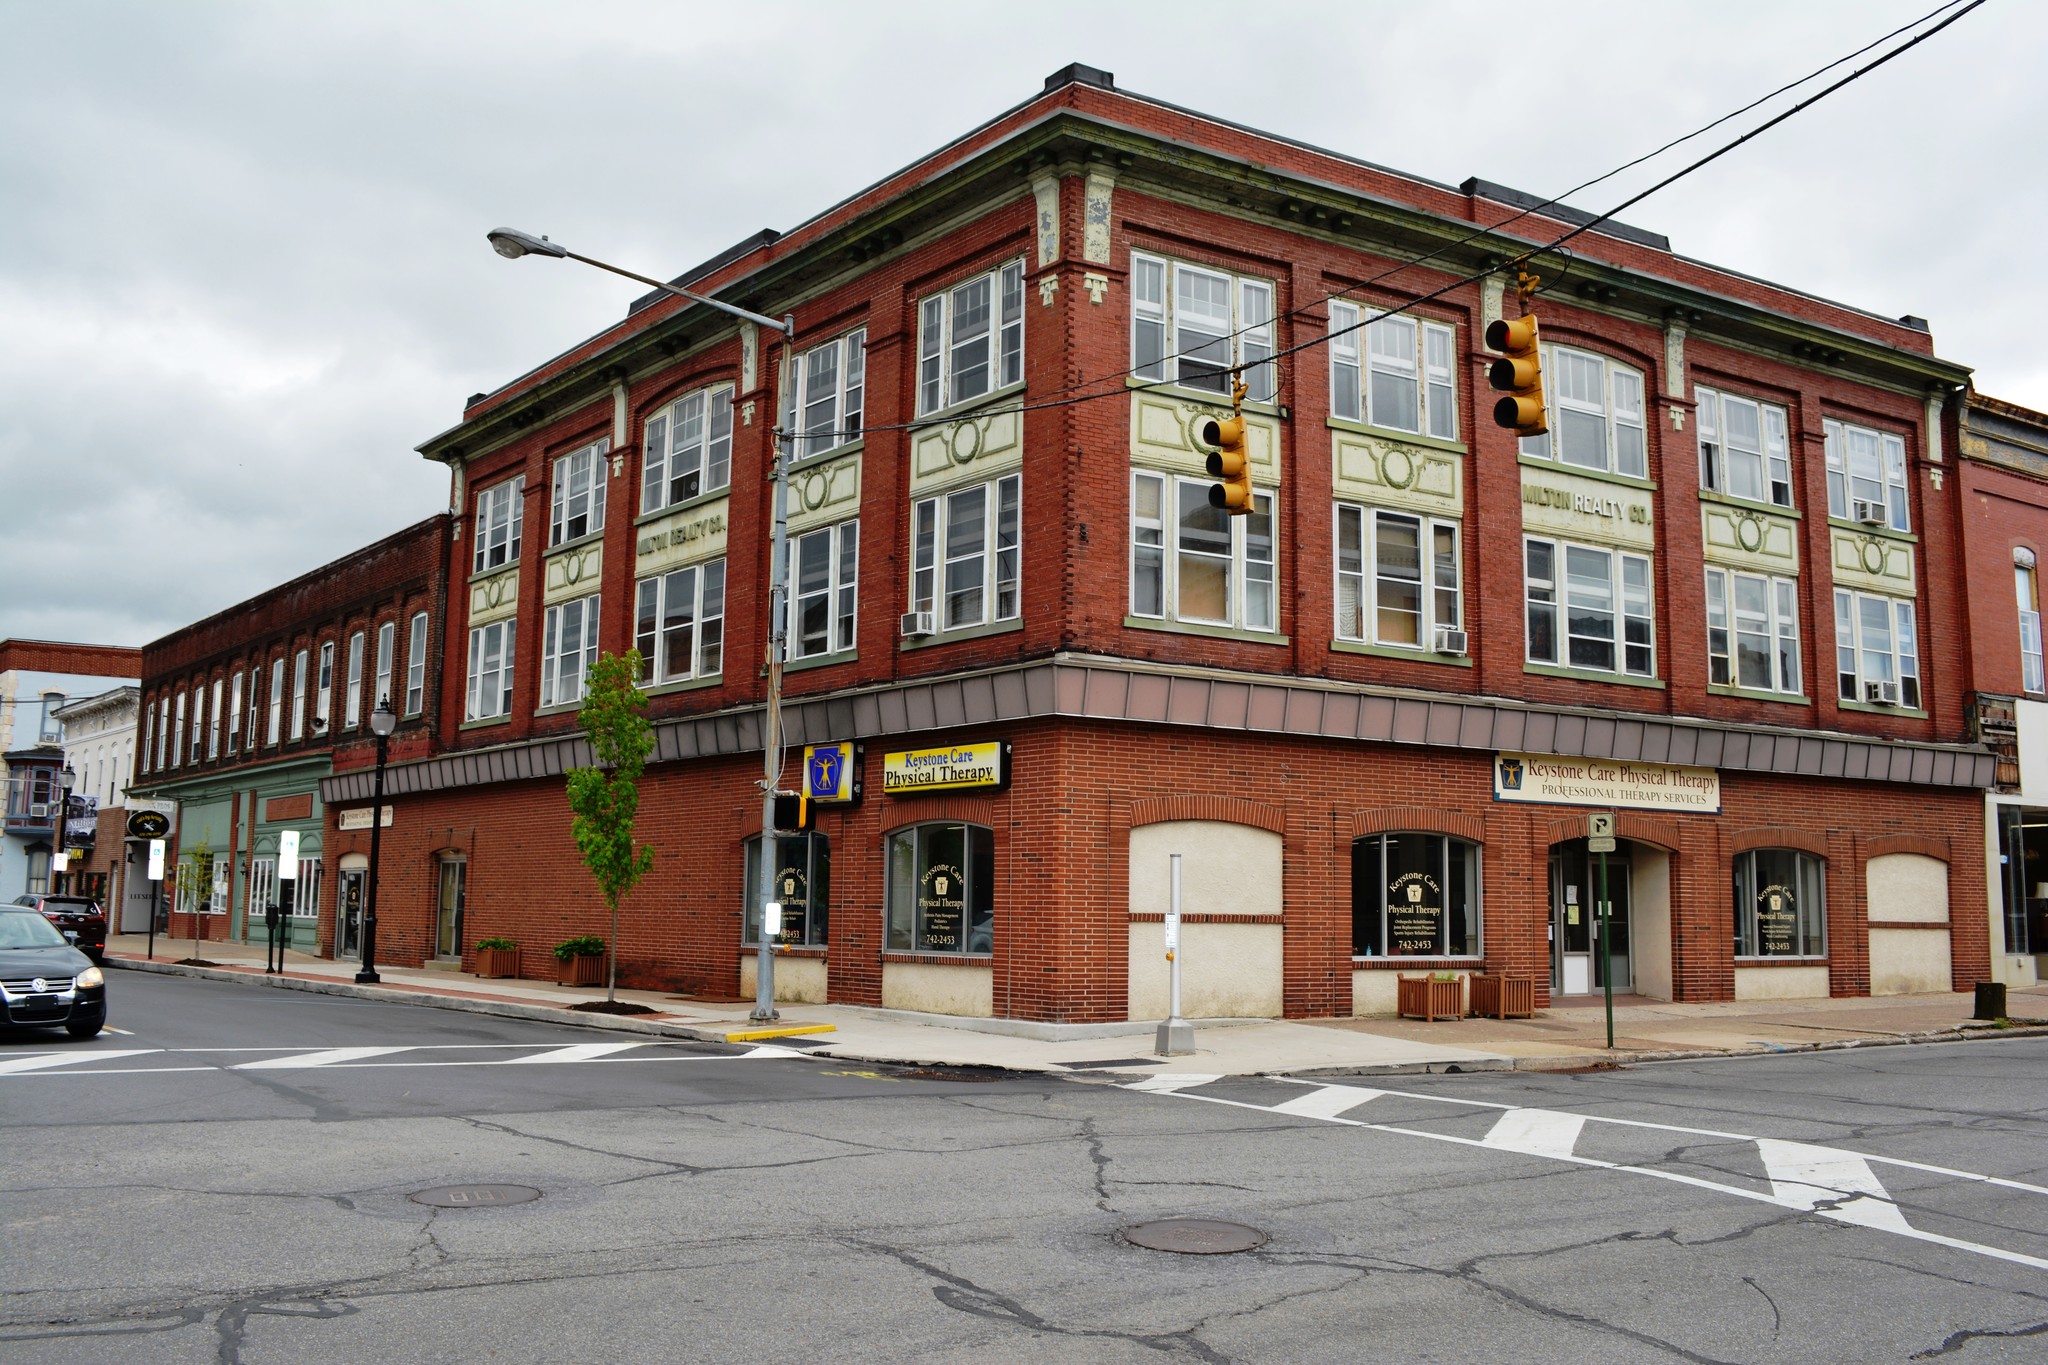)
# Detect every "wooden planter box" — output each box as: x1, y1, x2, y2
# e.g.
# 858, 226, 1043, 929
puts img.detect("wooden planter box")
556, 953, 604, 987
475, 946, 521, 980
1470, 972, 1535, 1020
1397, 973, 1464, 1022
